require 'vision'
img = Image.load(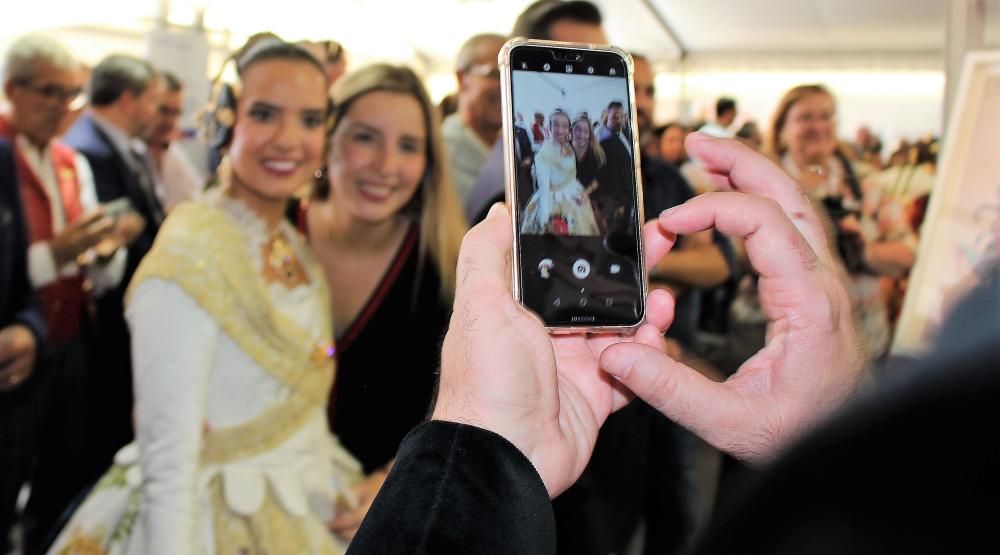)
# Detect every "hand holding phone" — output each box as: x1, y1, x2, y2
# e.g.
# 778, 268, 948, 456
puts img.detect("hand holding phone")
99, 197, 135, 219
499, 38, 647, 332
